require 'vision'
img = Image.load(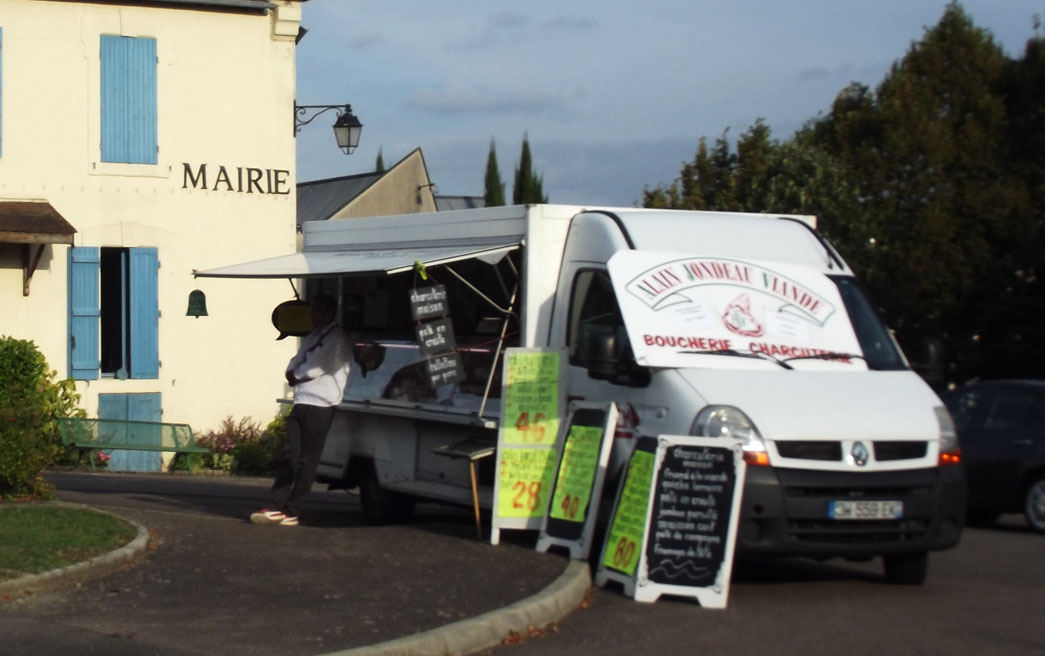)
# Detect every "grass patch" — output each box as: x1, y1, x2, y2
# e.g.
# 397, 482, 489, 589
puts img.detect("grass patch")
0, 504, 138, 581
